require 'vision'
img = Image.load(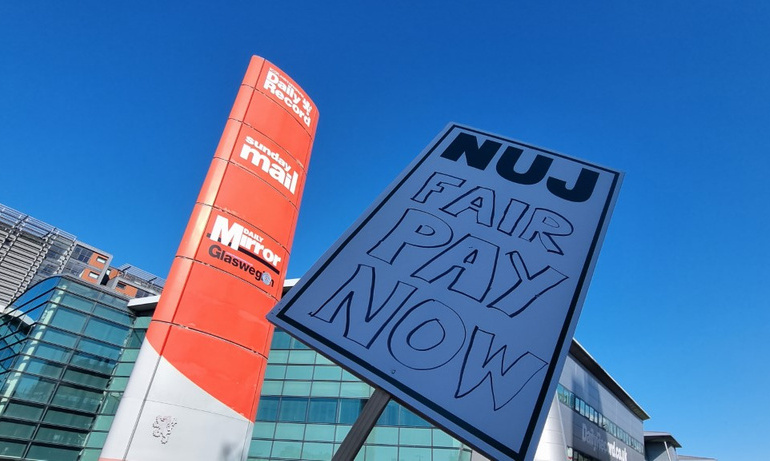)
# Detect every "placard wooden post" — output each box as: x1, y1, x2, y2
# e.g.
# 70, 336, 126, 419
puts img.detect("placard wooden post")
332, 387, 392, 461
